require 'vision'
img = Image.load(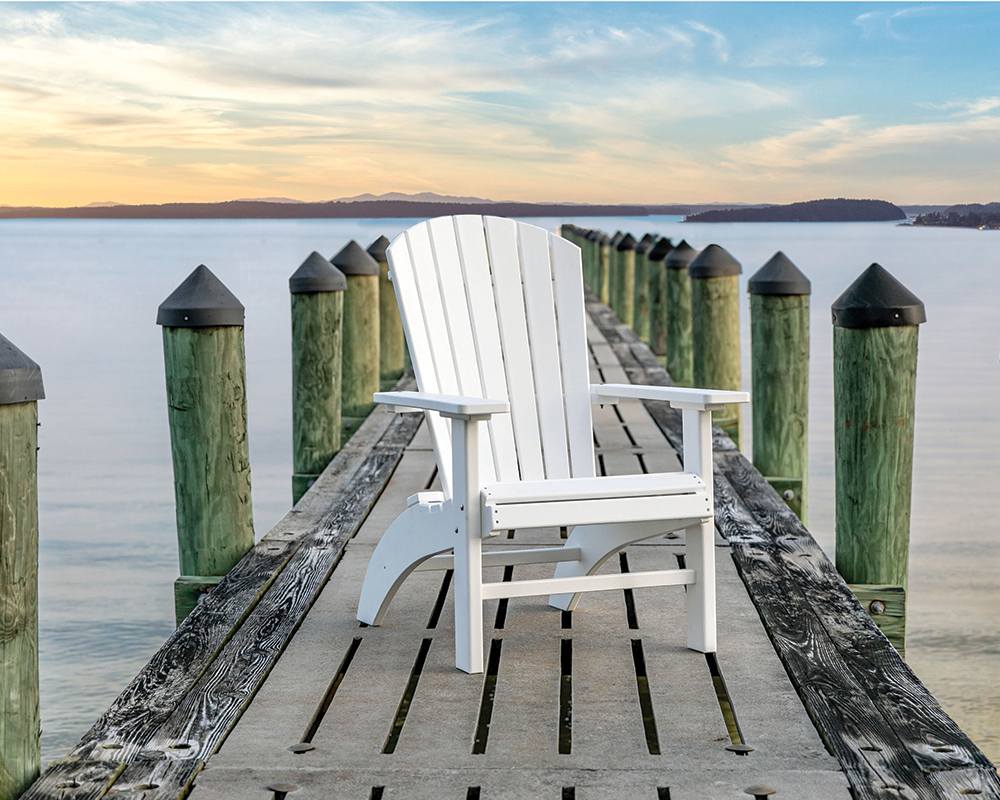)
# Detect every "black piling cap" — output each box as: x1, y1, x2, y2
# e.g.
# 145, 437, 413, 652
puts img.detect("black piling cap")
0, 333, 44, 405
331, 240, 380, 276
290, 251, 347, 294
586, 230, 599, 241
598, 233, 612, 246
647, 237, 675, 263
667, 240, 700, 269
366, 235, 391, 264
610, 231, 624, 247
635, 235, 657, 255
157, 265, 245, 328
616, 233, 637, 252
748, 251, 811, 296
688, 244, 741, 278
832, 263, 926, 328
